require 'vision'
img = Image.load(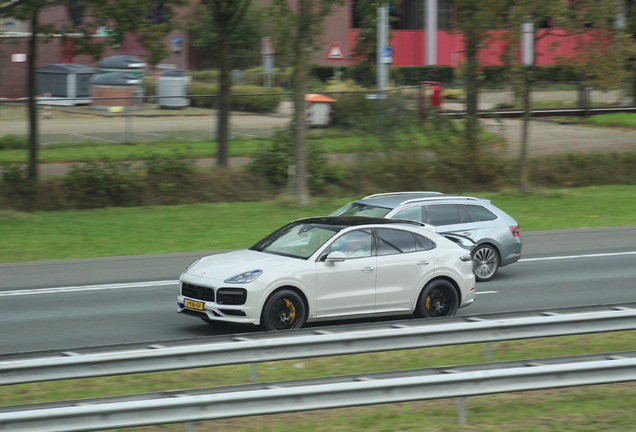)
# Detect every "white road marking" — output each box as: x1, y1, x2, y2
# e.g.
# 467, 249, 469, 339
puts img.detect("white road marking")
520, 251, 636, 262
2, 250, 635, 297
0, 280, 178, 297
69, 133, 117, 143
